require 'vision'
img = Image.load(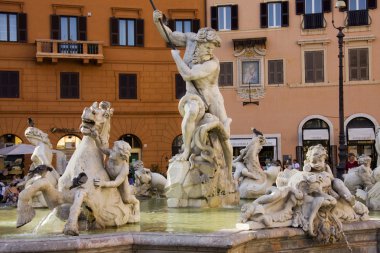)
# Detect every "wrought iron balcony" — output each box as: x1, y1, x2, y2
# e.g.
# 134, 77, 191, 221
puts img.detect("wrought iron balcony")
347, 10, 369, 26
36, 39, 104, 64
303, 13, 325, 29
